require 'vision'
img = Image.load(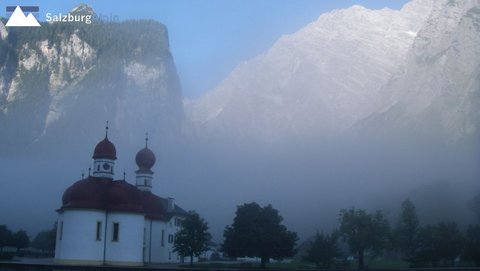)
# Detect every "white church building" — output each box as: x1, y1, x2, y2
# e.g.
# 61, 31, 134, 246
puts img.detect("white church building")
54, 129, 188, 266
